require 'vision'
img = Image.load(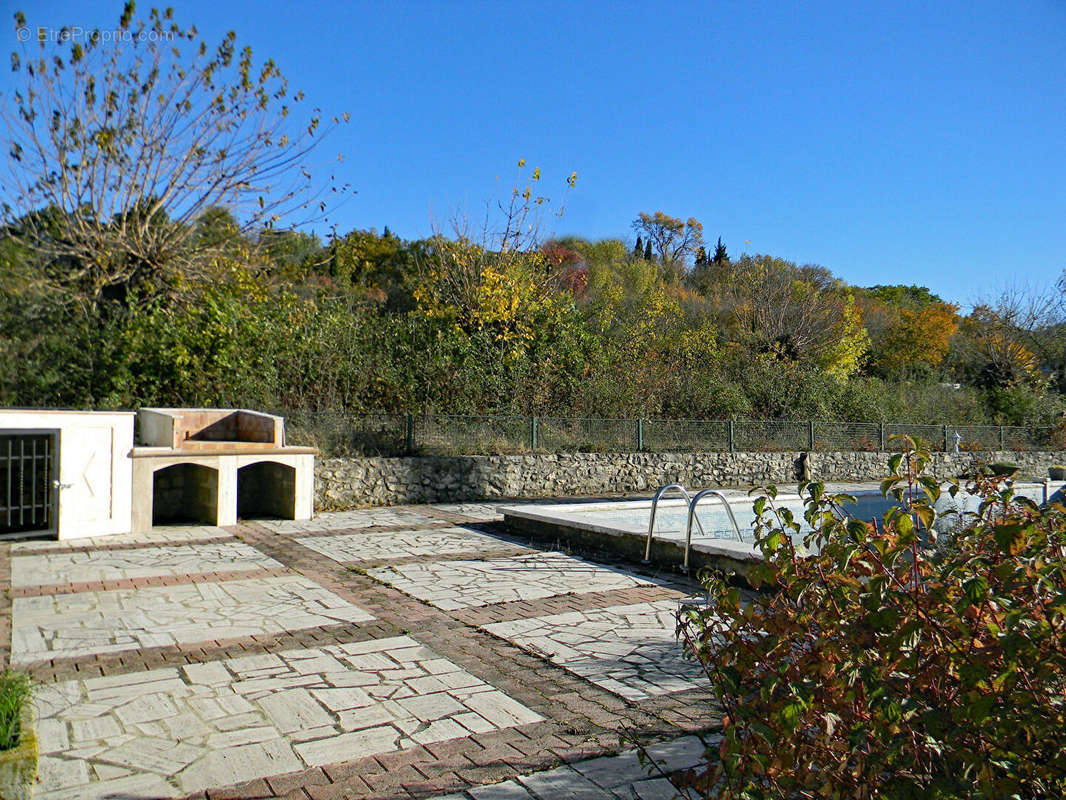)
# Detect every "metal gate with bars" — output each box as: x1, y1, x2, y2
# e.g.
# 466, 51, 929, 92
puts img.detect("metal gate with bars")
0, 432, 55, 534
